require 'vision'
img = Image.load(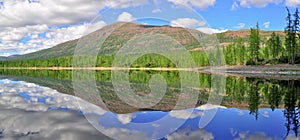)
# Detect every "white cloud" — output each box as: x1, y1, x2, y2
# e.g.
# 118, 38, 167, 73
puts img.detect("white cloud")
171, 18, 226, 34
0, 108, 109, 139
263, 21, 271, 28
105, 0, 148, 9
197, 27, 228, 34
168, 0, 216, 10
0, 79, 107, 115
195, 103, 227, 110
231, 1, 240, 10
286, 0, 300, 7
0, 21, 106, 55
233, 0, 282, 8
169, 109, 203, 119
262, 111, 269, 118
117, 113, 136, 124
286, 134, 300, 140
152, 8, 162, 13
117, 12, 136, 22
233, 109, 245, 116
0, 79, 112, 139
0, 0, 146, 28
234, 132, 273, 140
235, 23, 246, 29
0, 0, 148, 56
0, 53, 12, 57
0, 24, 48, 43
166, 129, 214, 140
170, 18, 206, 28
